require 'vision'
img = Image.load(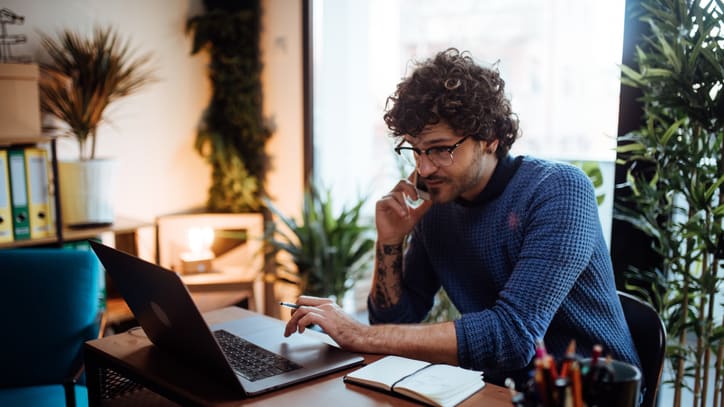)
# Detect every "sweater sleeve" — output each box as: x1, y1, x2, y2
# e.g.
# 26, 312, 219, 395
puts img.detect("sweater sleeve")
455, 164, 601, 371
